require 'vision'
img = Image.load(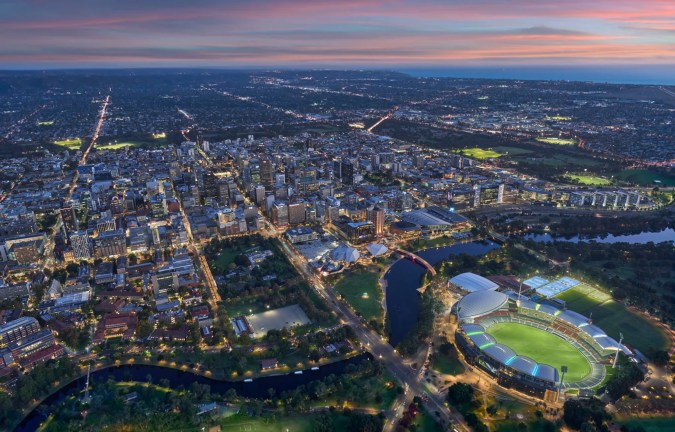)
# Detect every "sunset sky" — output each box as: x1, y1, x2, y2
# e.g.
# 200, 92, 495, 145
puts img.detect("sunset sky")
2, 0, 675, 69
